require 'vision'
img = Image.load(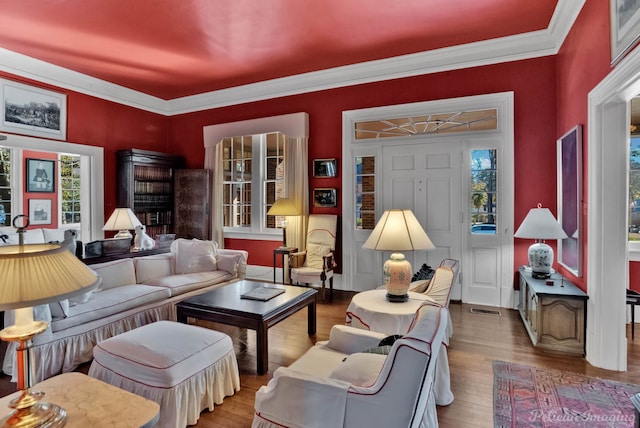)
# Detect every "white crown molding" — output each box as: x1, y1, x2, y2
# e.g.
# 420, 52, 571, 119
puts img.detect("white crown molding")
0, 0, 584, 116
